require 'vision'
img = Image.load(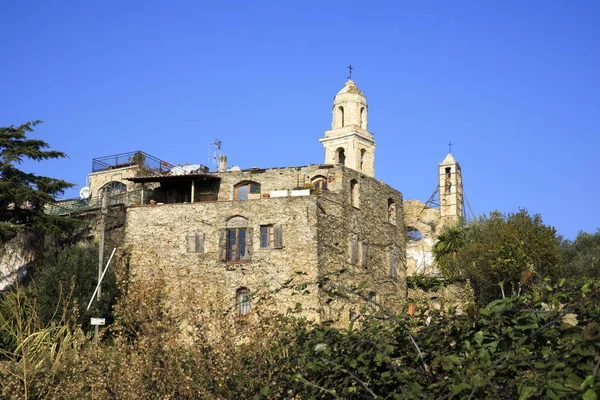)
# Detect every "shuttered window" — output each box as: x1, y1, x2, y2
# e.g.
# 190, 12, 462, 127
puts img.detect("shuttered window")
186, 232, 204, 253
260, 224, 283, 249
350, 233, 359, 264
361, 240, 369, 268
389, 246, 398, 278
